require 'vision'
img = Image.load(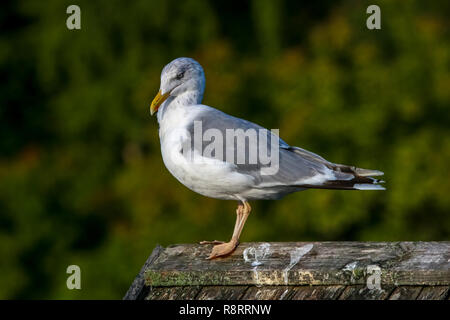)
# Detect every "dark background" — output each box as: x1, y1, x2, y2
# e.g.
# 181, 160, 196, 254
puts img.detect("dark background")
0, 0, 449, 299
